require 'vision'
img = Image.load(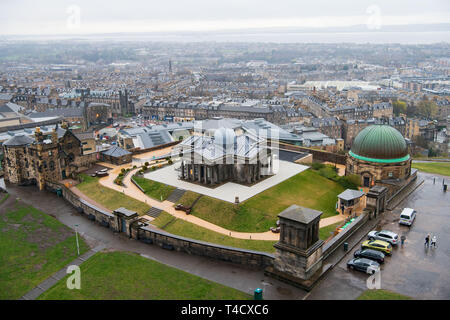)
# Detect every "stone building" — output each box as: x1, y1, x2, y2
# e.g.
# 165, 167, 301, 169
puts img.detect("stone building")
346, 124, 411, 188
2, 126, 82, 190
266, 205, 325, 290
176, 127, 273, 186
